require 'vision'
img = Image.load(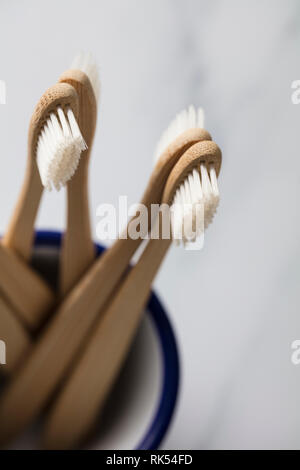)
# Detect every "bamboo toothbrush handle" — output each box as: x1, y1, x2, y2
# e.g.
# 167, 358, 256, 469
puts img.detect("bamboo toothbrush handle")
2, 159, 43, 261
0, 295, 31, 374
60, 155, 94, 296
0, 158, 55, 331
0, 245, 54, 330
44, 235, 171, 449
